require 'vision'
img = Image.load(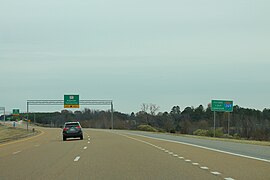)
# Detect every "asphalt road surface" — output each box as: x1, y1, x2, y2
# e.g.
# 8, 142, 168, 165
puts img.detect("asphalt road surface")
0, 128, 269, 180
121, 130, 270, 162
